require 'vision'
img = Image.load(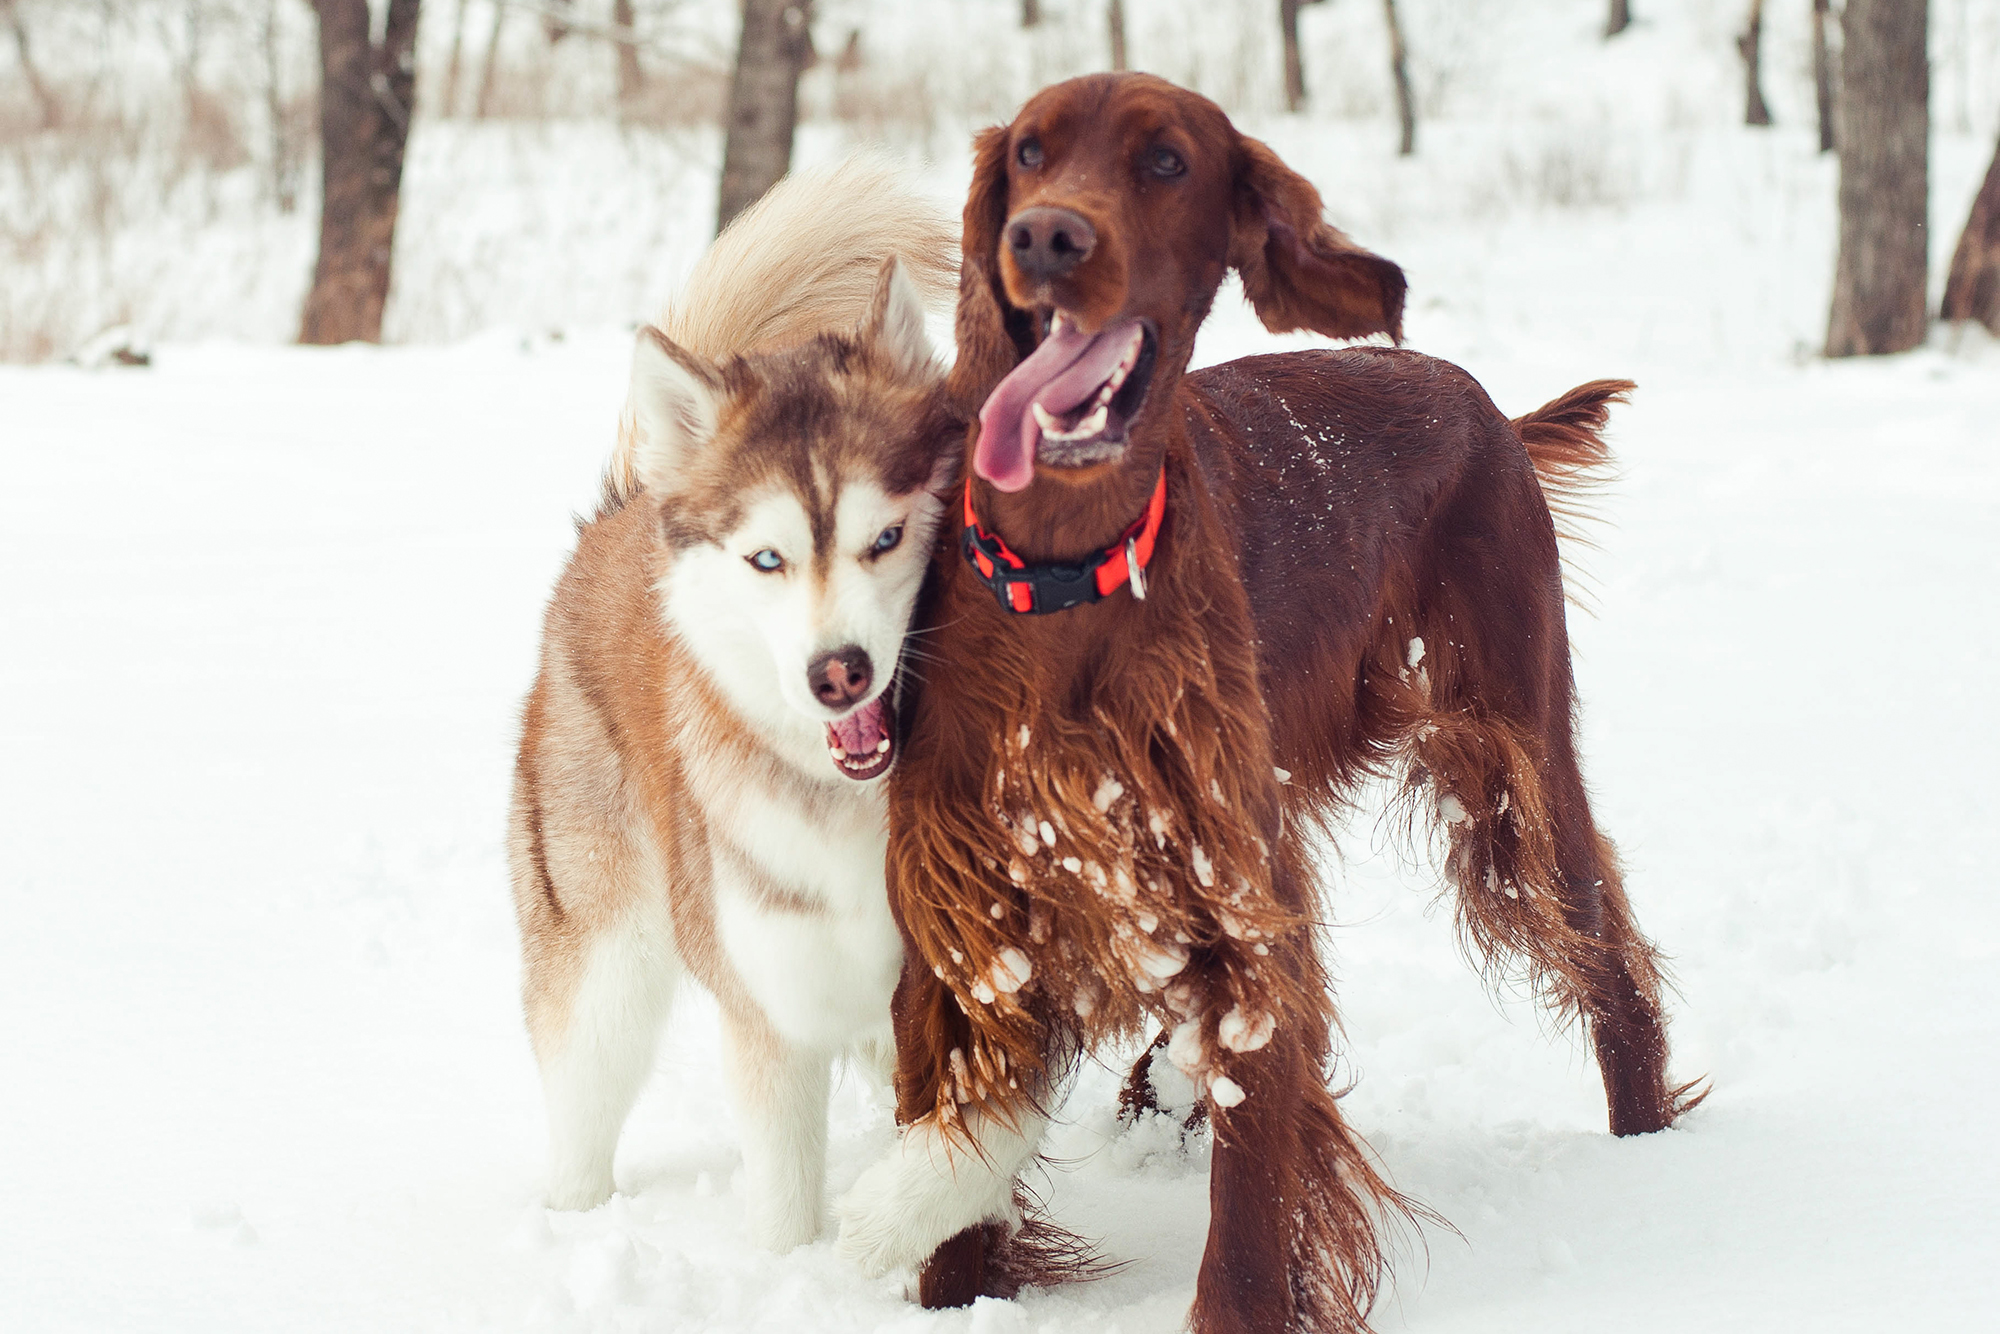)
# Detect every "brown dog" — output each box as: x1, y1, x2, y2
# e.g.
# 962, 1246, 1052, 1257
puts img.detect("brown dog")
834, 73, 1700, 1333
